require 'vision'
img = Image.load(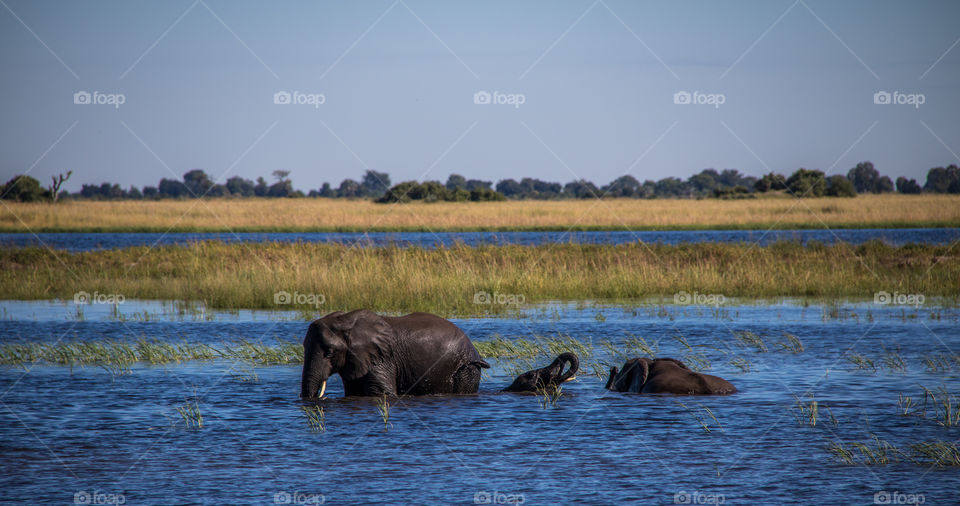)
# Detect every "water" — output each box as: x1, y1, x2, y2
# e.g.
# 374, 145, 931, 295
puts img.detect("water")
1, 228, 958, 251
1, 300, 958, 504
